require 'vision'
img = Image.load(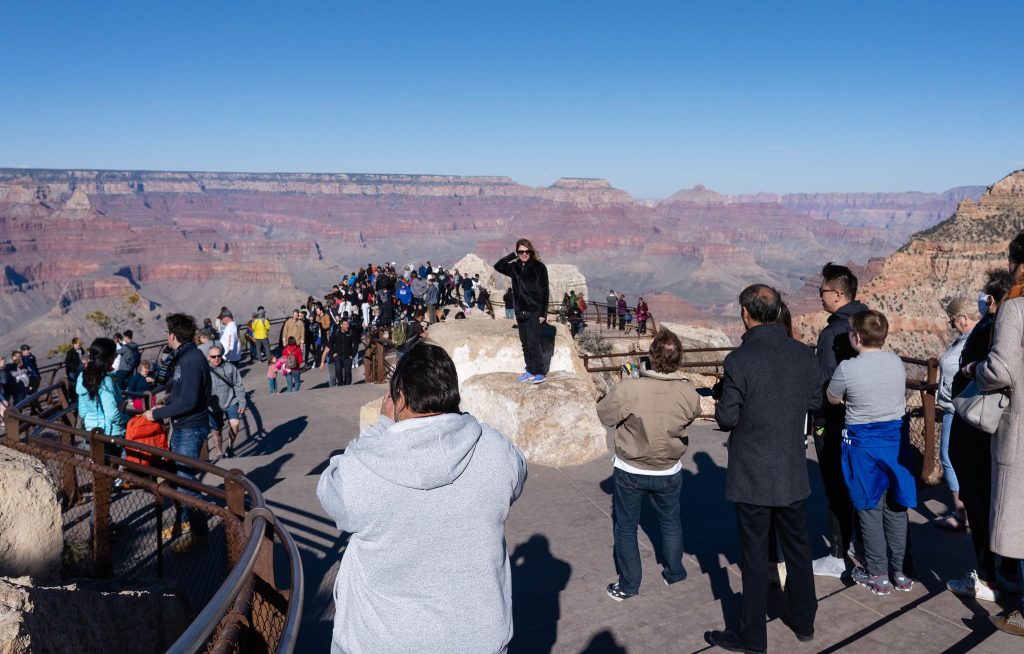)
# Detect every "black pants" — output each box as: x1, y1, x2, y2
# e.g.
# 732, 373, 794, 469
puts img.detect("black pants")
814, 424, 855, 559
735, 500, 817, 651
949, 415, 1002, 581
516, 311, 547, 375
607, 308, 615, 328
334, 355, 353, 386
